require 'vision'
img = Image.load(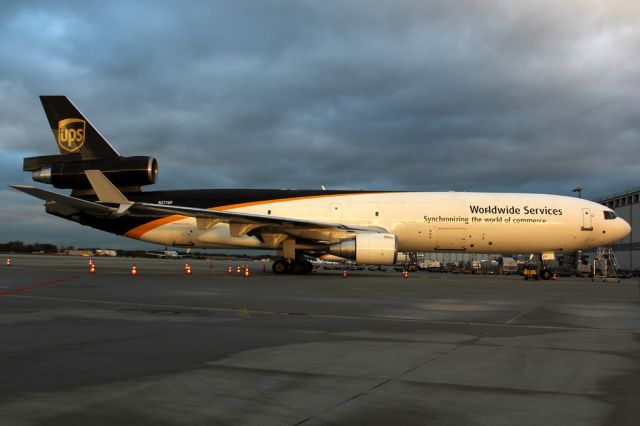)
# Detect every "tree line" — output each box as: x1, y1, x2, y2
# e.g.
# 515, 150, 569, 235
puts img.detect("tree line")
0, 241, 61, 253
